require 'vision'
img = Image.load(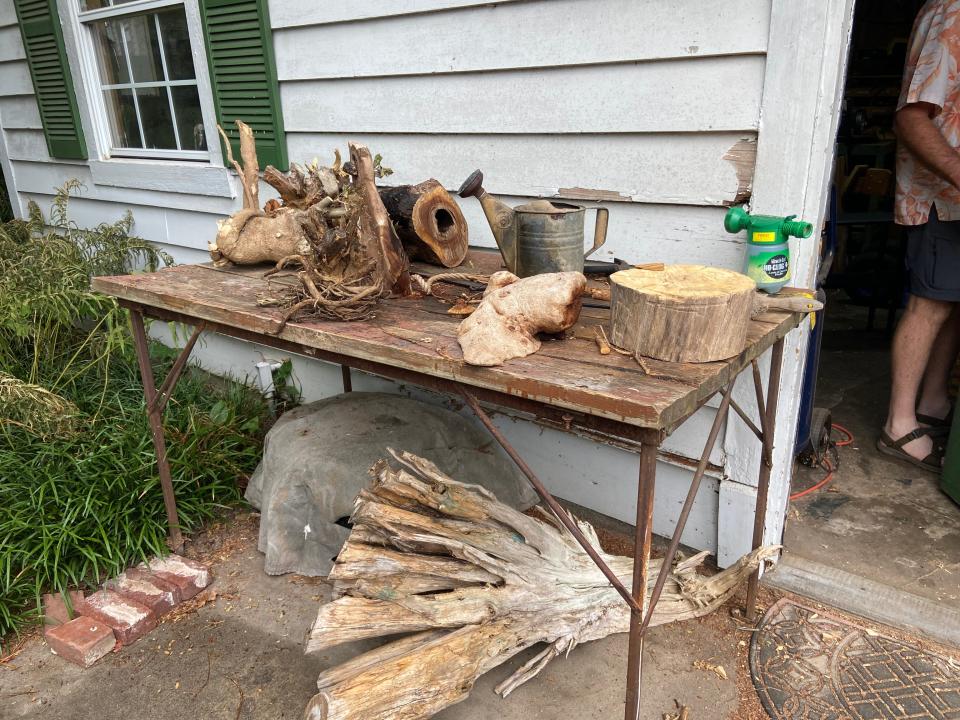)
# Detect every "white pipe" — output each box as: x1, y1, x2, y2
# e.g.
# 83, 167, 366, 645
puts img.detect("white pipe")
255, 360, 283, 408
